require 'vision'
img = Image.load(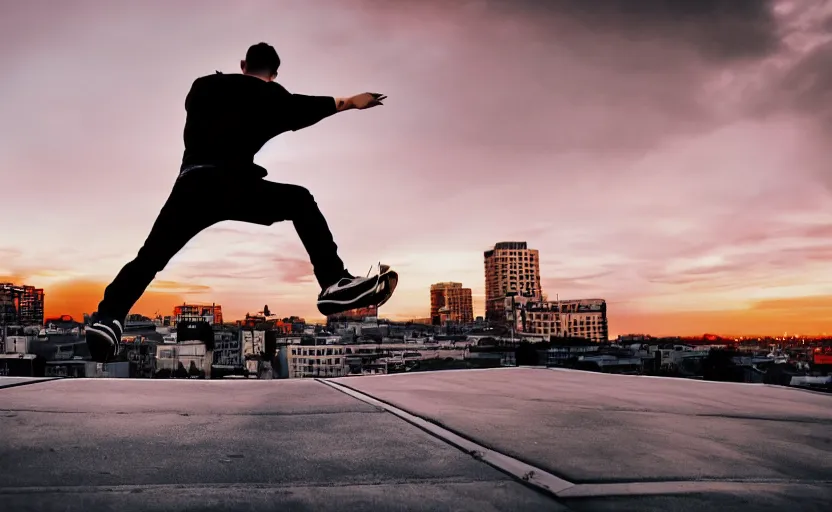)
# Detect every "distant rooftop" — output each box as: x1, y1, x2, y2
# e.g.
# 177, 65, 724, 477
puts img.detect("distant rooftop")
1, 369, 830, 511
482, 241, 531, 256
